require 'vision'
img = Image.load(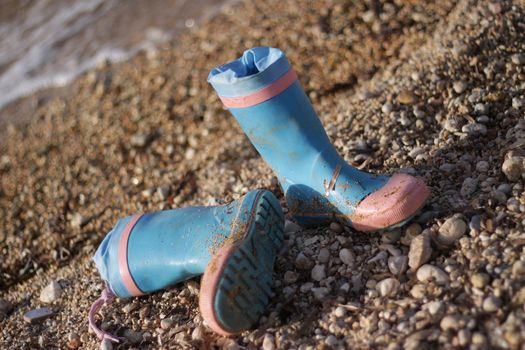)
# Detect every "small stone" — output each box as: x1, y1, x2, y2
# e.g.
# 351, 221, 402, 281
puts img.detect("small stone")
130, 133, 149, 147
388, 256, 408, 275
329, 222, 343, 233
443, 116, 464, 132
67, 332, 81, 349
376, 278, 400, 297
23, 307, 54, 323
262, 333, 275, 350
406, 223, 422, 236
122, 303, 137, 314
318, 248, 330, 263
469, 215, 482, 232
382, 102, 393, 114
426, 300, 444, 316
334, 306, 347, 317
453, 80, 468, 94
437, 215, 467, 246
398, 90, 416, 104
157, 186, 170, 200
312, 287, 329, 299
70, 213, 88, 228
410, 284, 426, 299
512, 97, 524, 109
482, 296, 501, 312
100, 339, 113, 350
475, 161, 489, 173
440, 314, 465, 331
462, 123, 487, 136
512, 260, 525, 276
123, 329, 142, 345
439, 163, 456, 172
0, 299, 13, 315
284, 220, 301, 233
408, 147, 424, 159
408, 232, 432, 270
160, 317, 174, 329
339, 248, 355, 266
460, 177, 478, 198
511, 53, 525, 65
311, 264, 326, 282
416, 264, 449, 285
502, 157, 524, 181
191, 326, 204, 341
325, 335, 338, 346
40, 280, 62, 303
295, 252, 312, 270
491, 189, 507, 204
283, 271, 298, 284
471, 273, 490, 288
